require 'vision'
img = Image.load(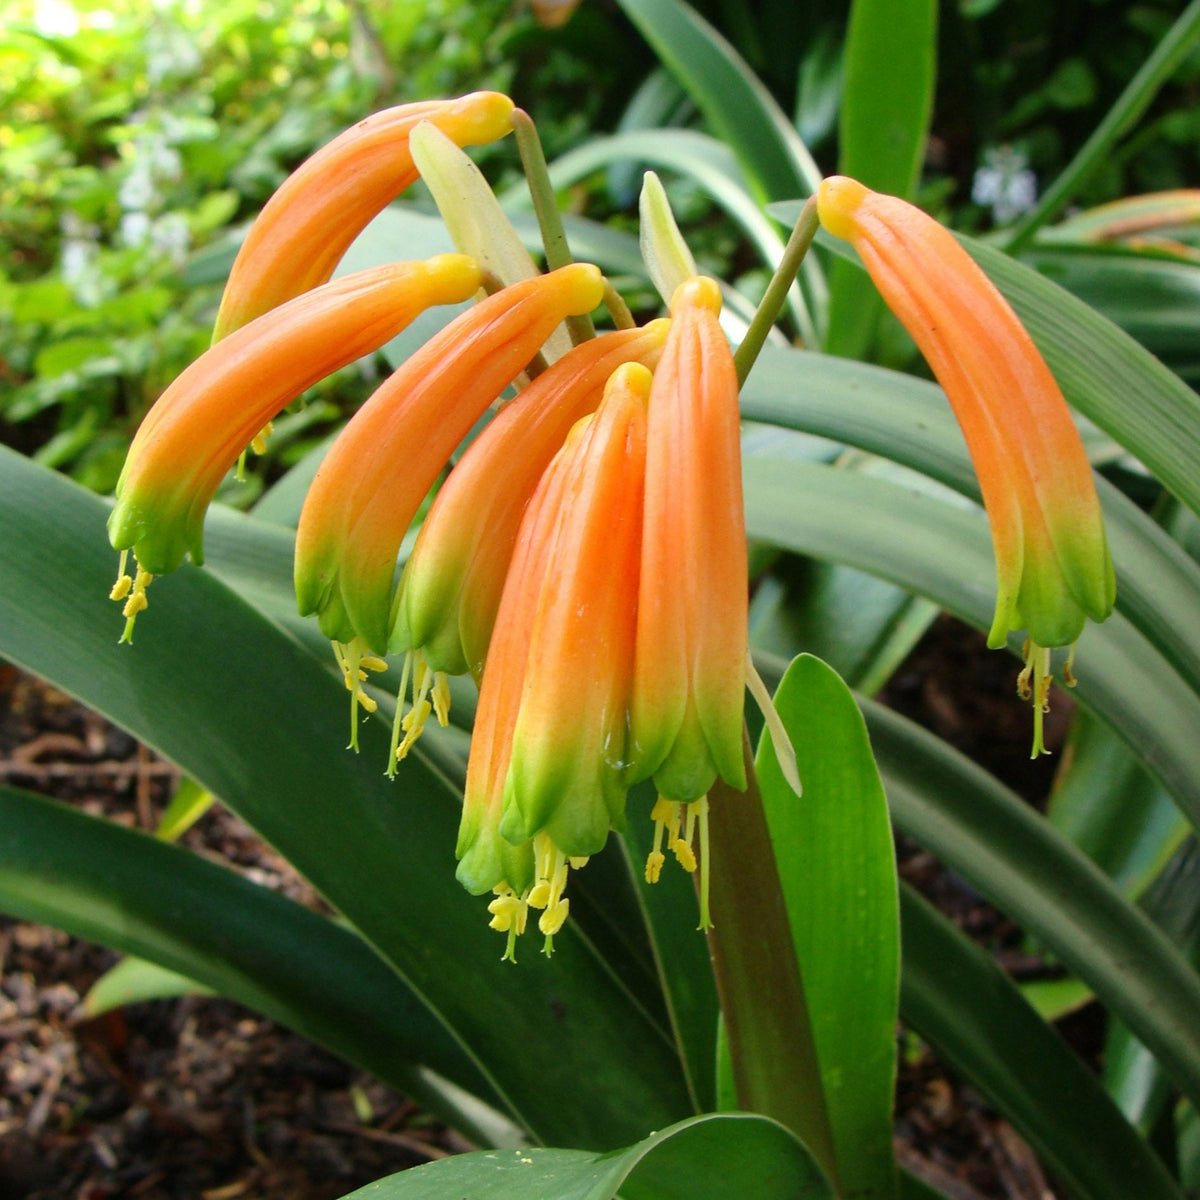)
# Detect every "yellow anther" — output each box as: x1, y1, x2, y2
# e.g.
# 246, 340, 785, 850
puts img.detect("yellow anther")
645, 849, 666, 884
672, 837, 697, 873
1063, 643, 1078, 688
121, 588, 147, 617
431, 671, 452, 727
250, 419, 275, 456
539, 899, 569, 937
117, 562, 154, 644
